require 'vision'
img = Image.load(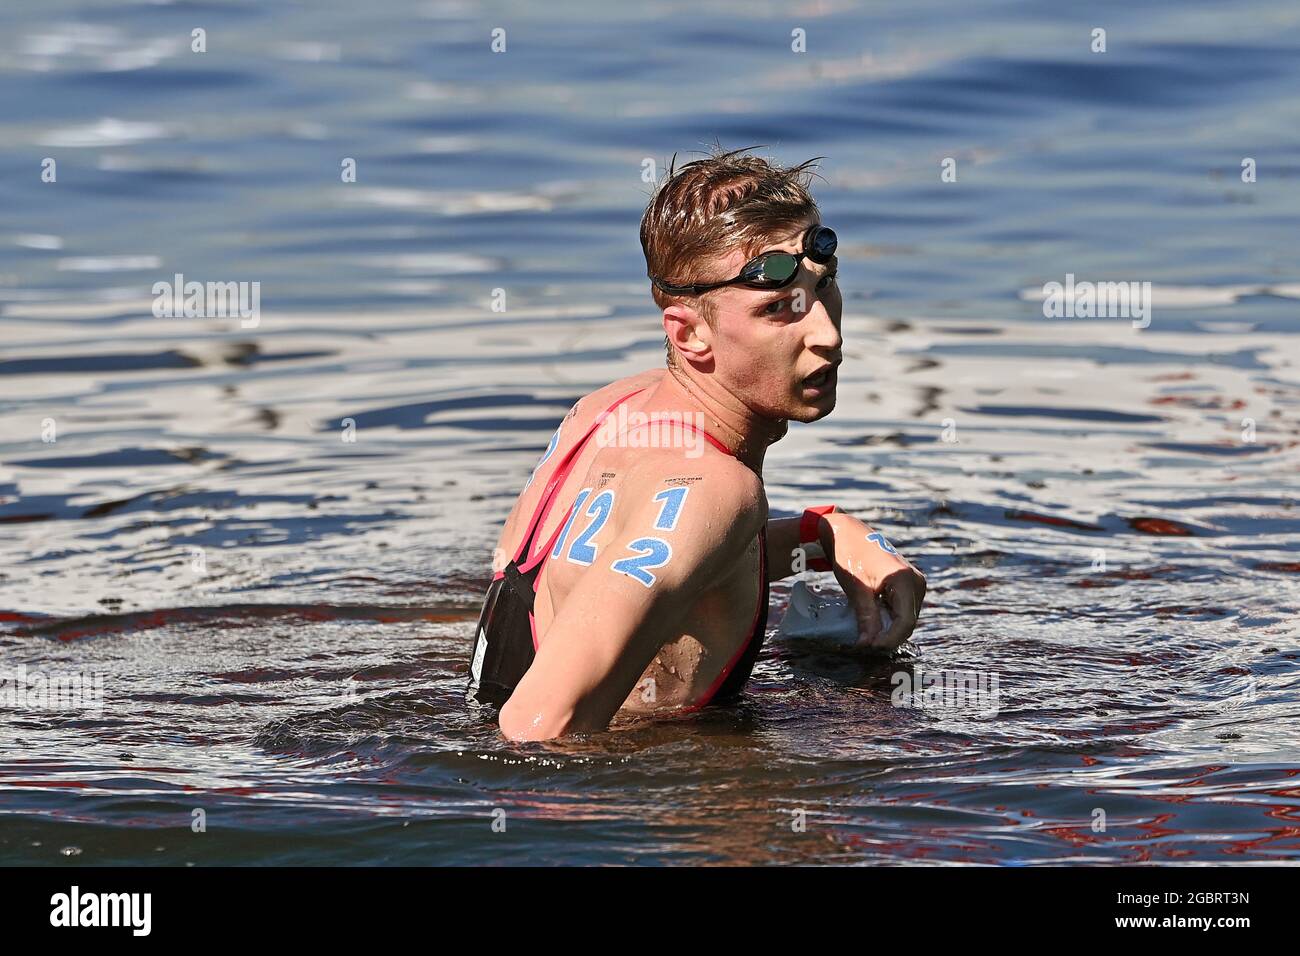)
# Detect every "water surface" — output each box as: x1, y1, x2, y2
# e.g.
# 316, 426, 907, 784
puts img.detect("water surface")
1, 0, 1298, 864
